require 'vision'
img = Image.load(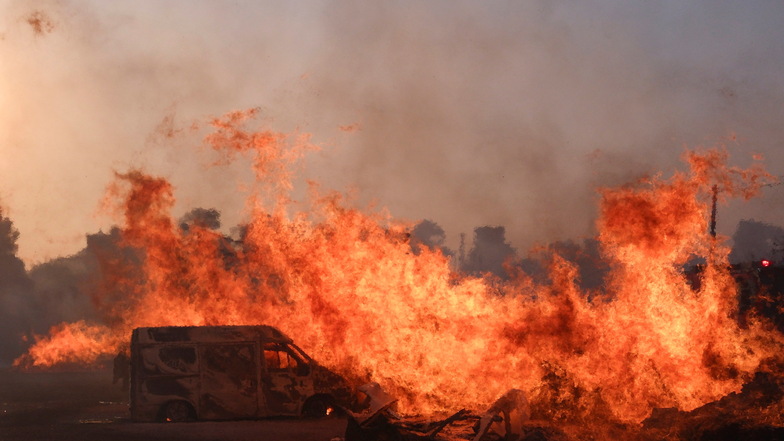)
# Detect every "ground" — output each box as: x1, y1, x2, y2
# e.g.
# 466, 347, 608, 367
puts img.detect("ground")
0, 368, 346, 441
